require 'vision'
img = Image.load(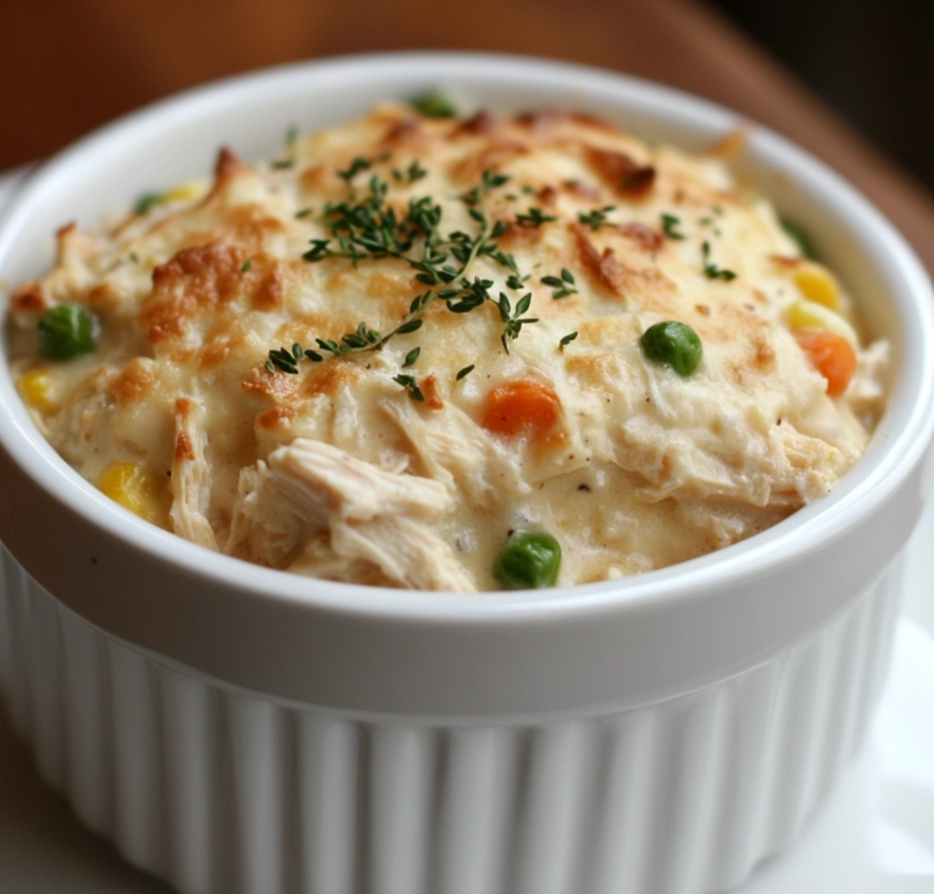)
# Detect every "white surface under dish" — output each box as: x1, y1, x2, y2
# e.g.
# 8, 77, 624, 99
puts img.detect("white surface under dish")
0, 165, 932, 894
